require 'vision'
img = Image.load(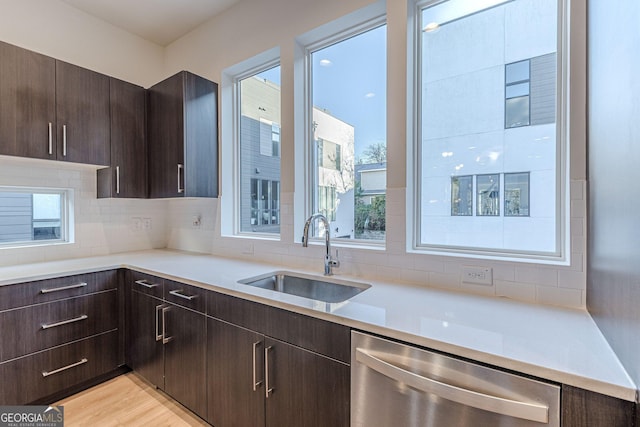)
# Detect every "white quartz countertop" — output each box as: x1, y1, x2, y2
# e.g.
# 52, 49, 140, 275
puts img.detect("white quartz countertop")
0, 249, 636, 402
